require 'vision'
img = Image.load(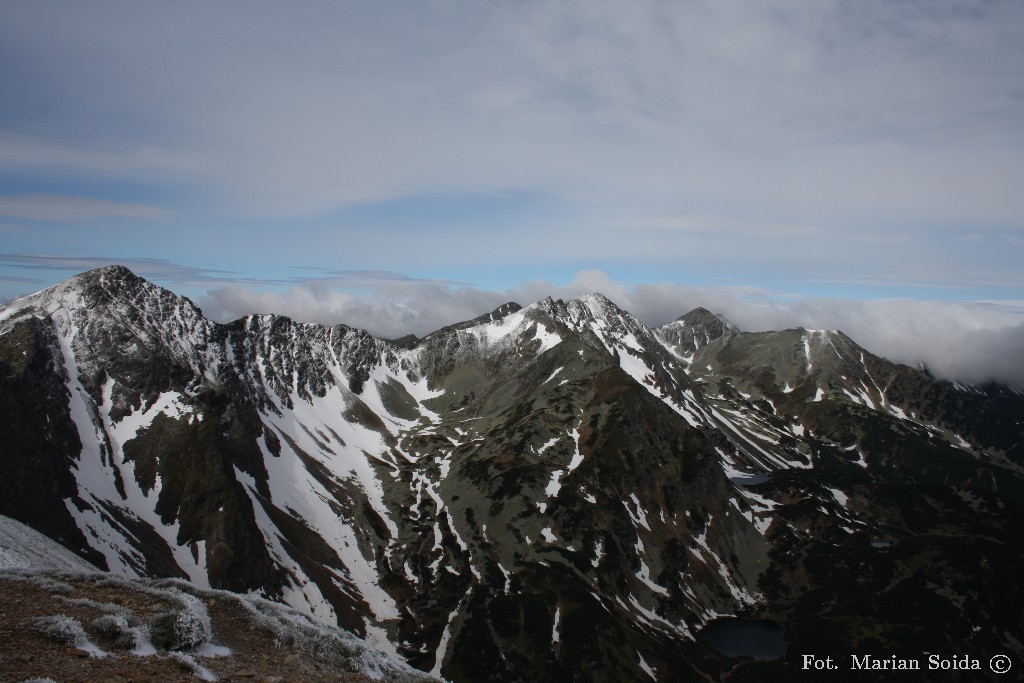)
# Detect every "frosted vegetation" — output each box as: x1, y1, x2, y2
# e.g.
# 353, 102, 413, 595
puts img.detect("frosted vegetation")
2, 514, 433, 682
